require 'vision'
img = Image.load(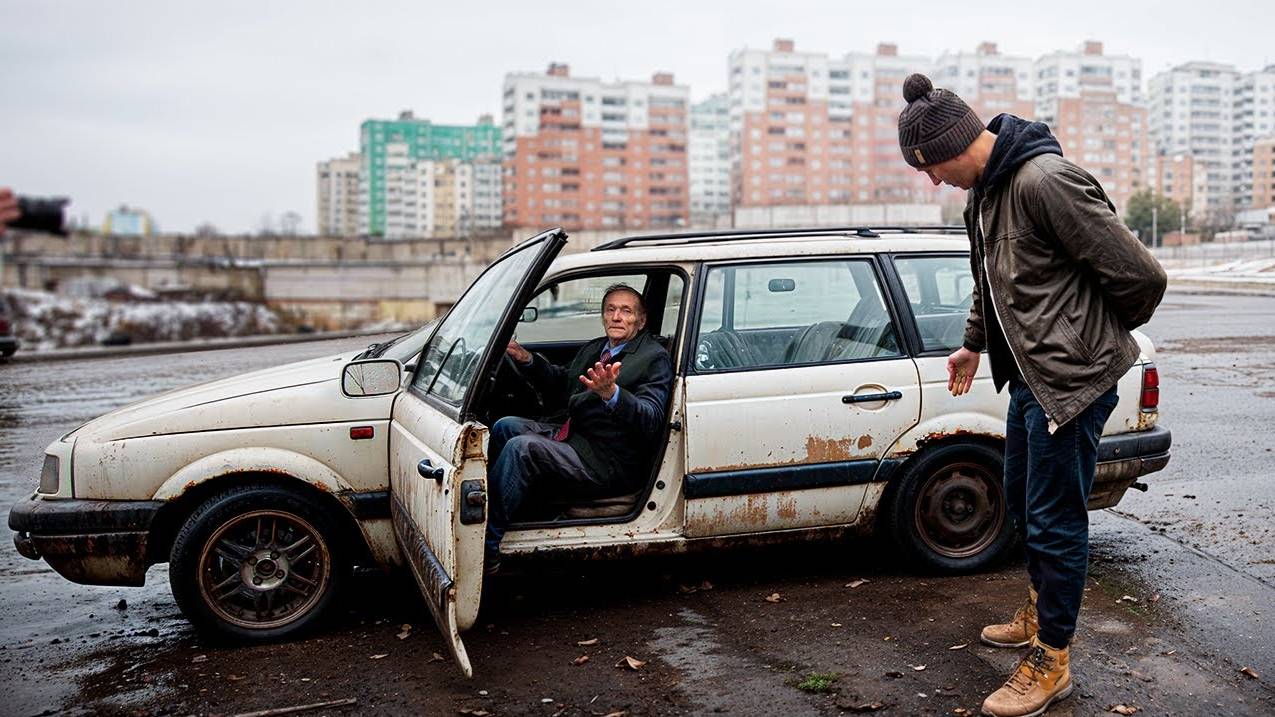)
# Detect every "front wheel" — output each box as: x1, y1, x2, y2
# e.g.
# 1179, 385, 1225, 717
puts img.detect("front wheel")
883, 442, 1015, 574
169, 485, 348, 642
